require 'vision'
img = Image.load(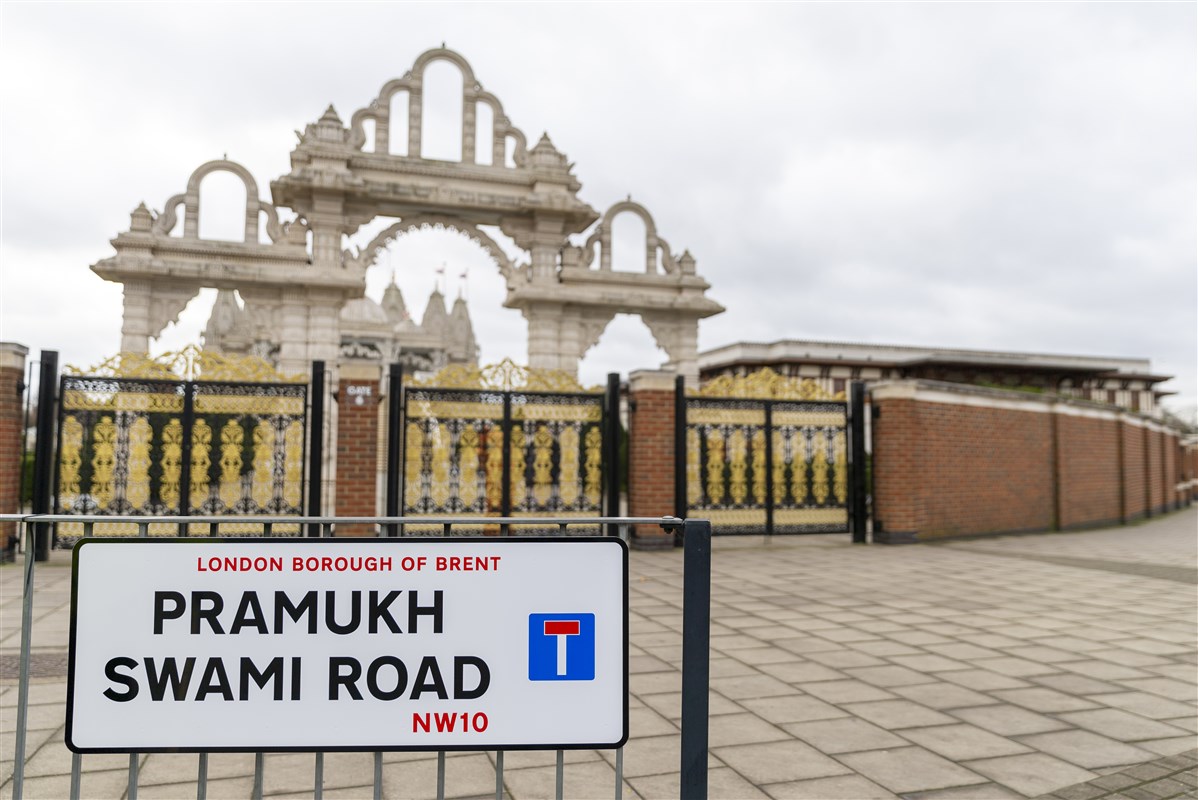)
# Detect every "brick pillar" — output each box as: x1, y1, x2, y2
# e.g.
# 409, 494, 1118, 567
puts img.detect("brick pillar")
869, 385, 924, 543
0, 343, 29, 561
335, 363, 382, 536
627, 370, 677, 550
